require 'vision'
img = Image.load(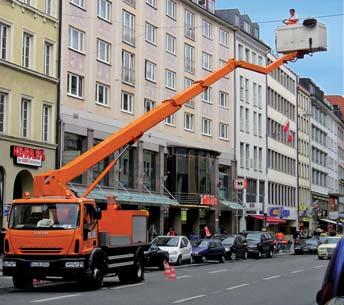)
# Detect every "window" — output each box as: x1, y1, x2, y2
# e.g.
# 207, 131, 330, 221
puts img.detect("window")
122, 50, 135, 85
42, 104, 51, 142
67, 73, 83, 98
239, 76, 244, 101
245, 48, 250, 62
240, 106, 244, 131
144, 99, 155, 113
21, 98, 31, 138
245, 144, 250, 169
166, 0, 176, 19
70, 0, 84, 8
184, 44, 195, 73
0, 23, 9, 60
202, 20, 212, 39
98, 0, 111, 21
96, 83, 109, 106
184, 77, 194, 107
45, 0, 52, 15
184, 10, 195, 40
146, 0, 156, 8
243, 21, 250, 33
253, 82, 257, 106
219, 123, 228, 140
69, 27, 84, 52
202, 52, 212, 71
22, 32, 33, 68
253, 146, 257, 171
259, 148, 263, 172
165, 114, 175, 126
253, 112, 257, 135
122, 11, 135, 45
0, 93, 7, 133
202, 118, 212, 136
145, 60, 156, 82
245, 108, 249, 133
258, 114, 262, 137
166, 69, 176, 90
97, 39, 110, 63
166, 33, 176, 54
184, 113, 193, 131
44, 42, 53, 76
238, 44, 244, 60
245, 78, 249, 103
219, 91, 228, 108
145, 22, 157, 45
121, 91, 134, 113
202, 87, 212, 103
240, 143, 244, 168
258, 85, 262, 108
219, 29, 229, 47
